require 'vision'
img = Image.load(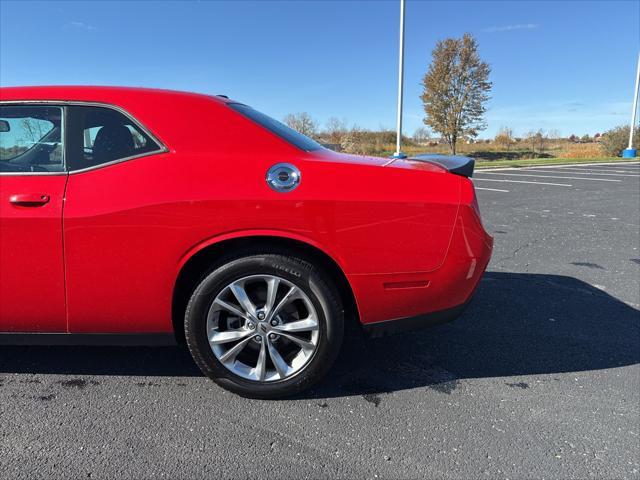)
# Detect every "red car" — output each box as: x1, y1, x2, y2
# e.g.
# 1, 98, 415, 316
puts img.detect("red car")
0, 86, 492, 398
